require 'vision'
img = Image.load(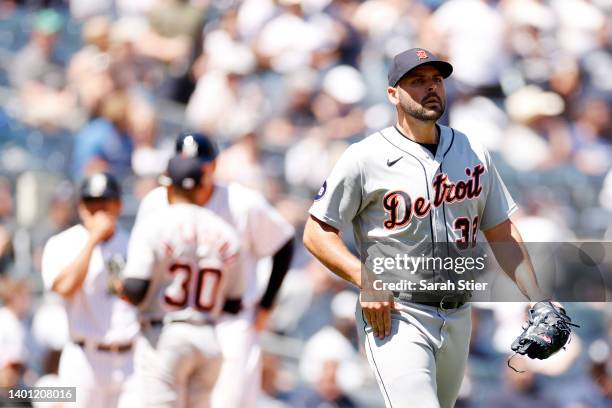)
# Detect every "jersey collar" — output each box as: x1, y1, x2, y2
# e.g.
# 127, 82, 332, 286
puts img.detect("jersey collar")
380, 124, 454, 165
